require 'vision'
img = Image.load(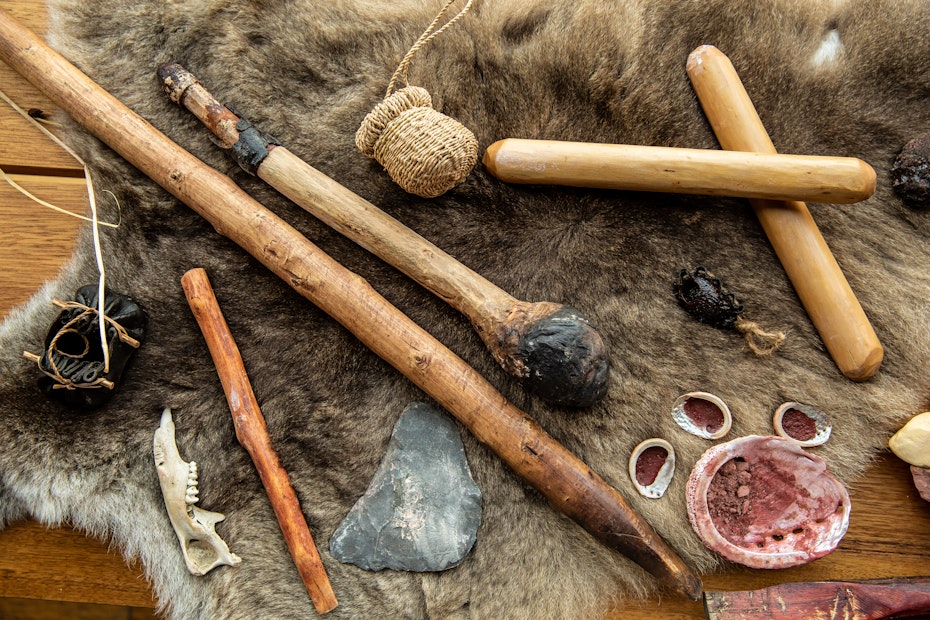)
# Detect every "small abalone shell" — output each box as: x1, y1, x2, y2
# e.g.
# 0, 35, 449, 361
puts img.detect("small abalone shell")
629, 438, 676, 499
686, 435, 850, 569
672, 392, 732, 440
773, 402, 832, 447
